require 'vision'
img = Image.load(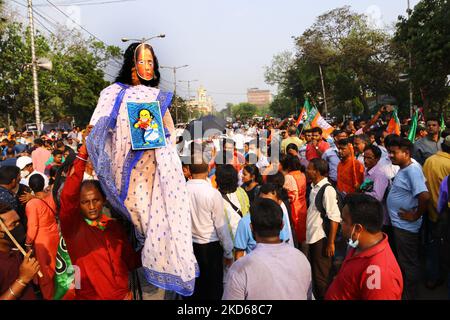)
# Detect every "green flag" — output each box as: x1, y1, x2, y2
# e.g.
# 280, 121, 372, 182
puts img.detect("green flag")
440, 114, 446, 133
408, 110, 418, 142
53, 235, 75, 300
